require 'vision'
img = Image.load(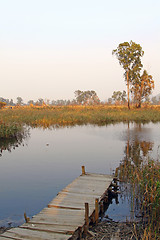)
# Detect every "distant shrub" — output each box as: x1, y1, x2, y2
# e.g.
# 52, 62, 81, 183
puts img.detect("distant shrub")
0, 101, 6, 109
